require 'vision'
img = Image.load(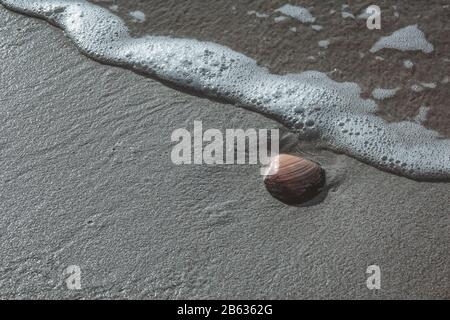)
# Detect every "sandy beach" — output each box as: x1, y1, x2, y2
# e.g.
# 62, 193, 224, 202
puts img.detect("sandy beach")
0, 1, 448, 299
